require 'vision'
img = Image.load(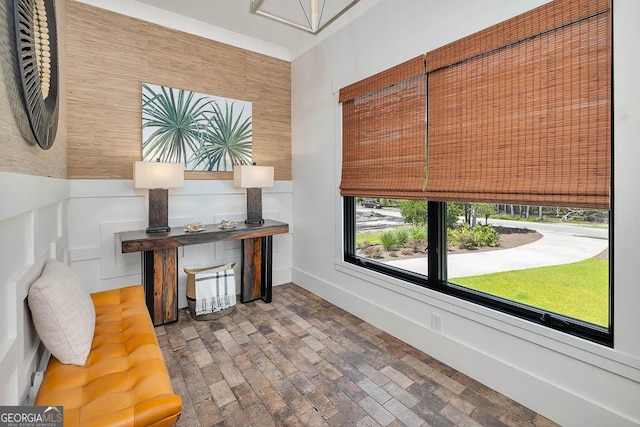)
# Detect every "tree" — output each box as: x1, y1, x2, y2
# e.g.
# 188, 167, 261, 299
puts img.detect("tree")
400, 200, 427, 225
447, 202, 465, 229
474, 203, 496, 225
